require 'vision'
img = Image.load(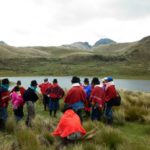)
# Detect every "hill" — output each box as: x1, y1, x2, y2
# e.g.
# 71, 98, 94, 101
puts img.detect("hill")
61, 42, 91, 50
93, 38, 116, 47
0, 36, 150, 79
